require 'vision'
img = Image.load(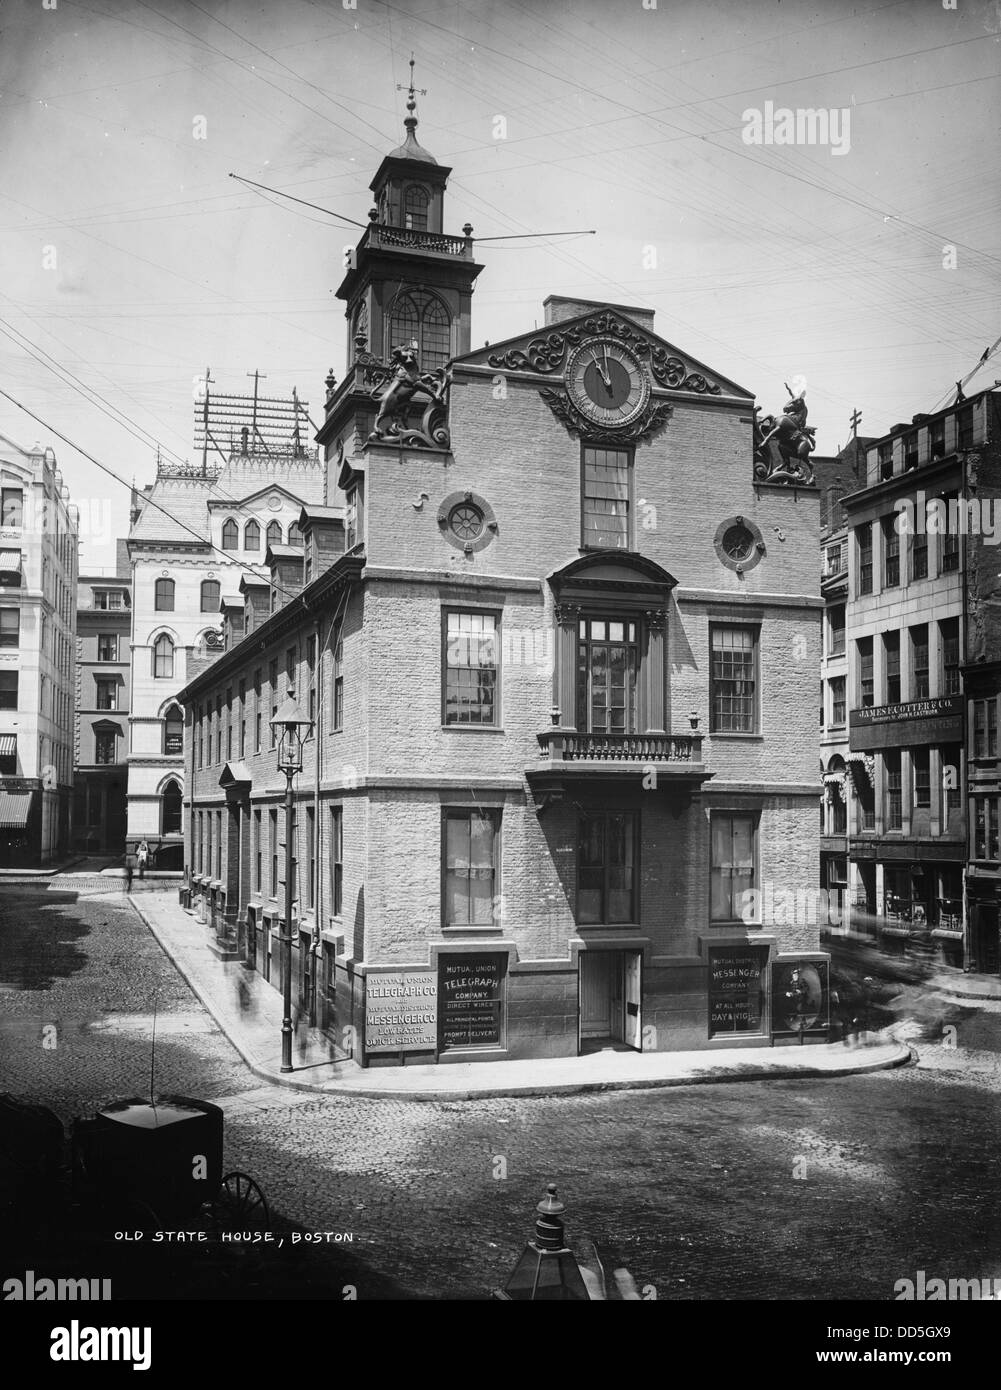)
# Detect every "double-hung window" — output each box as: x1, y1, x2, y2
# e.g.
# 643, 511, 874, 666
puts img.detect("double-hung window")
710, 813, 756, 922
856, 524, 873, 596
442, 809, 500, 928
581, 446, 631, 549
443, 610, 498, 725
882, 515, 900, 588
910, 625, 929, 700
709, 625, 757, 733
